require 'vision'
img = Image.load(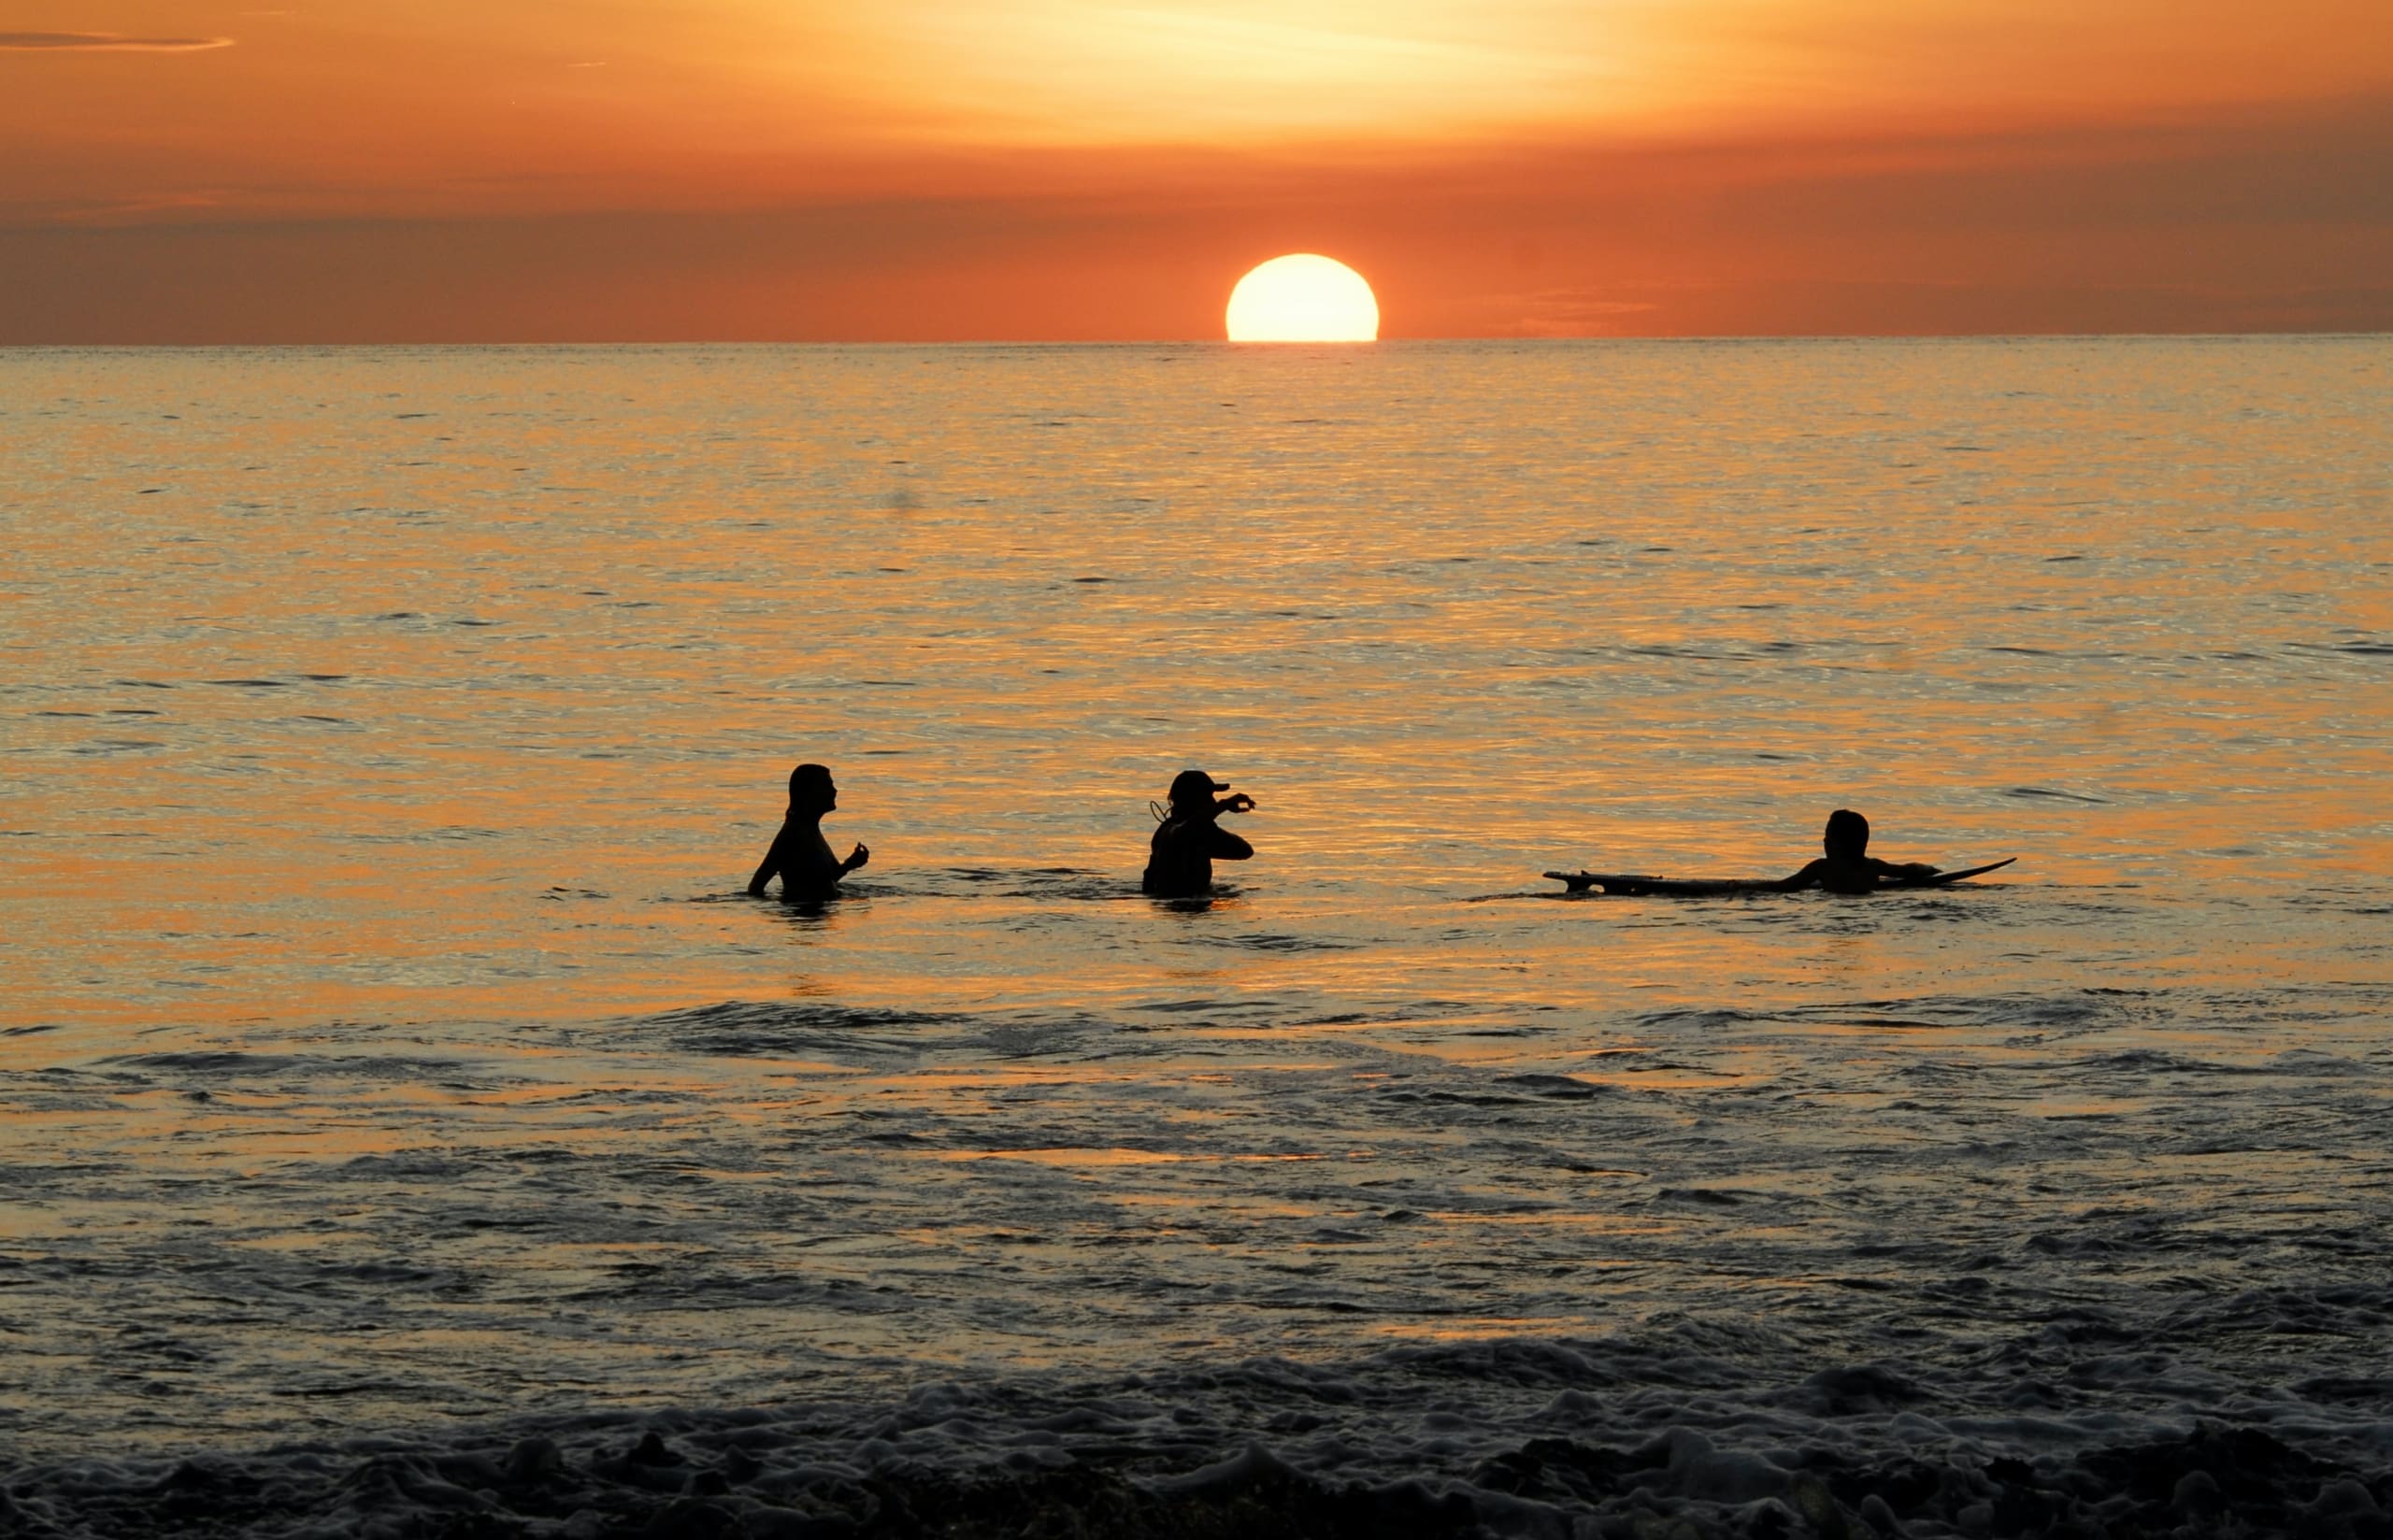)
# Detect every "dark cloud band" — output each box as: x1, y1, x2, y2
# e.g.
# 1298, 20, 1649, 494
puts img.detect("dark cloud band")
0, 32, 234, 51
